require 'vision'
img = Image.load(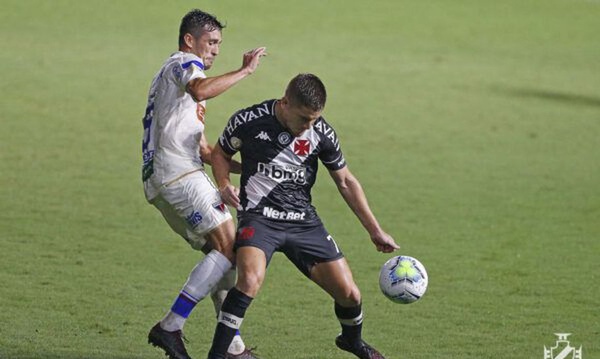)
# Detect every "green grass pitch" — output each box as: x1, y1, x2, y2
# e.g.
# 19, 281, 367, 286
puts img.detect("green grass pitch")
1, 1, 599, 358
